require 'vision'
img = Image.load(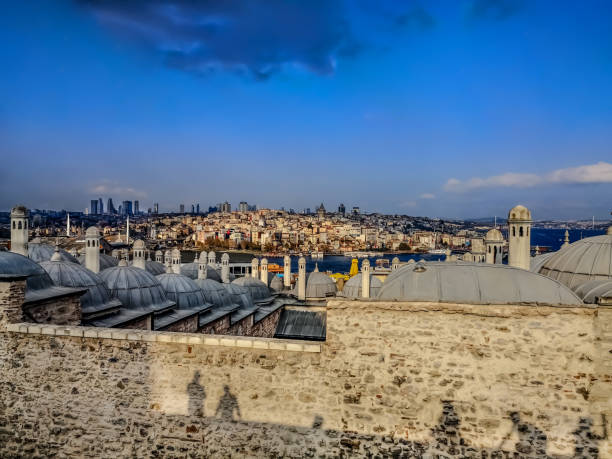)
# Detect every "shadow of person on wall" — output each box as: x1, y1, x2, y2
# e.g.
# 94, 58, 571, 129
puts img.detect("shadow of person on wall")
573, 415, 607, 458
504, 411, 547, 457
187, 370, 206, 417
215, 385, 241, 422
429, 401, 466, 456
